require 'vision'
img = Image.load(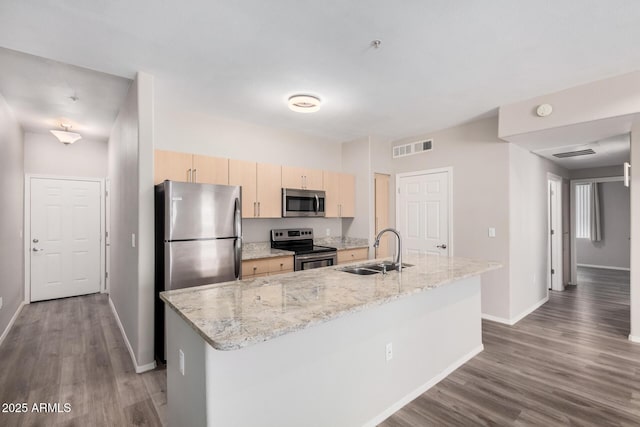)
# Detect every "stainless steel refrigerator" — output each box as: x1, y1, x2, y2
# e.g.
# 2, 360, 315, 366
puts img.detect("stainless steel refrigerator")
155, 181, 242, 361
